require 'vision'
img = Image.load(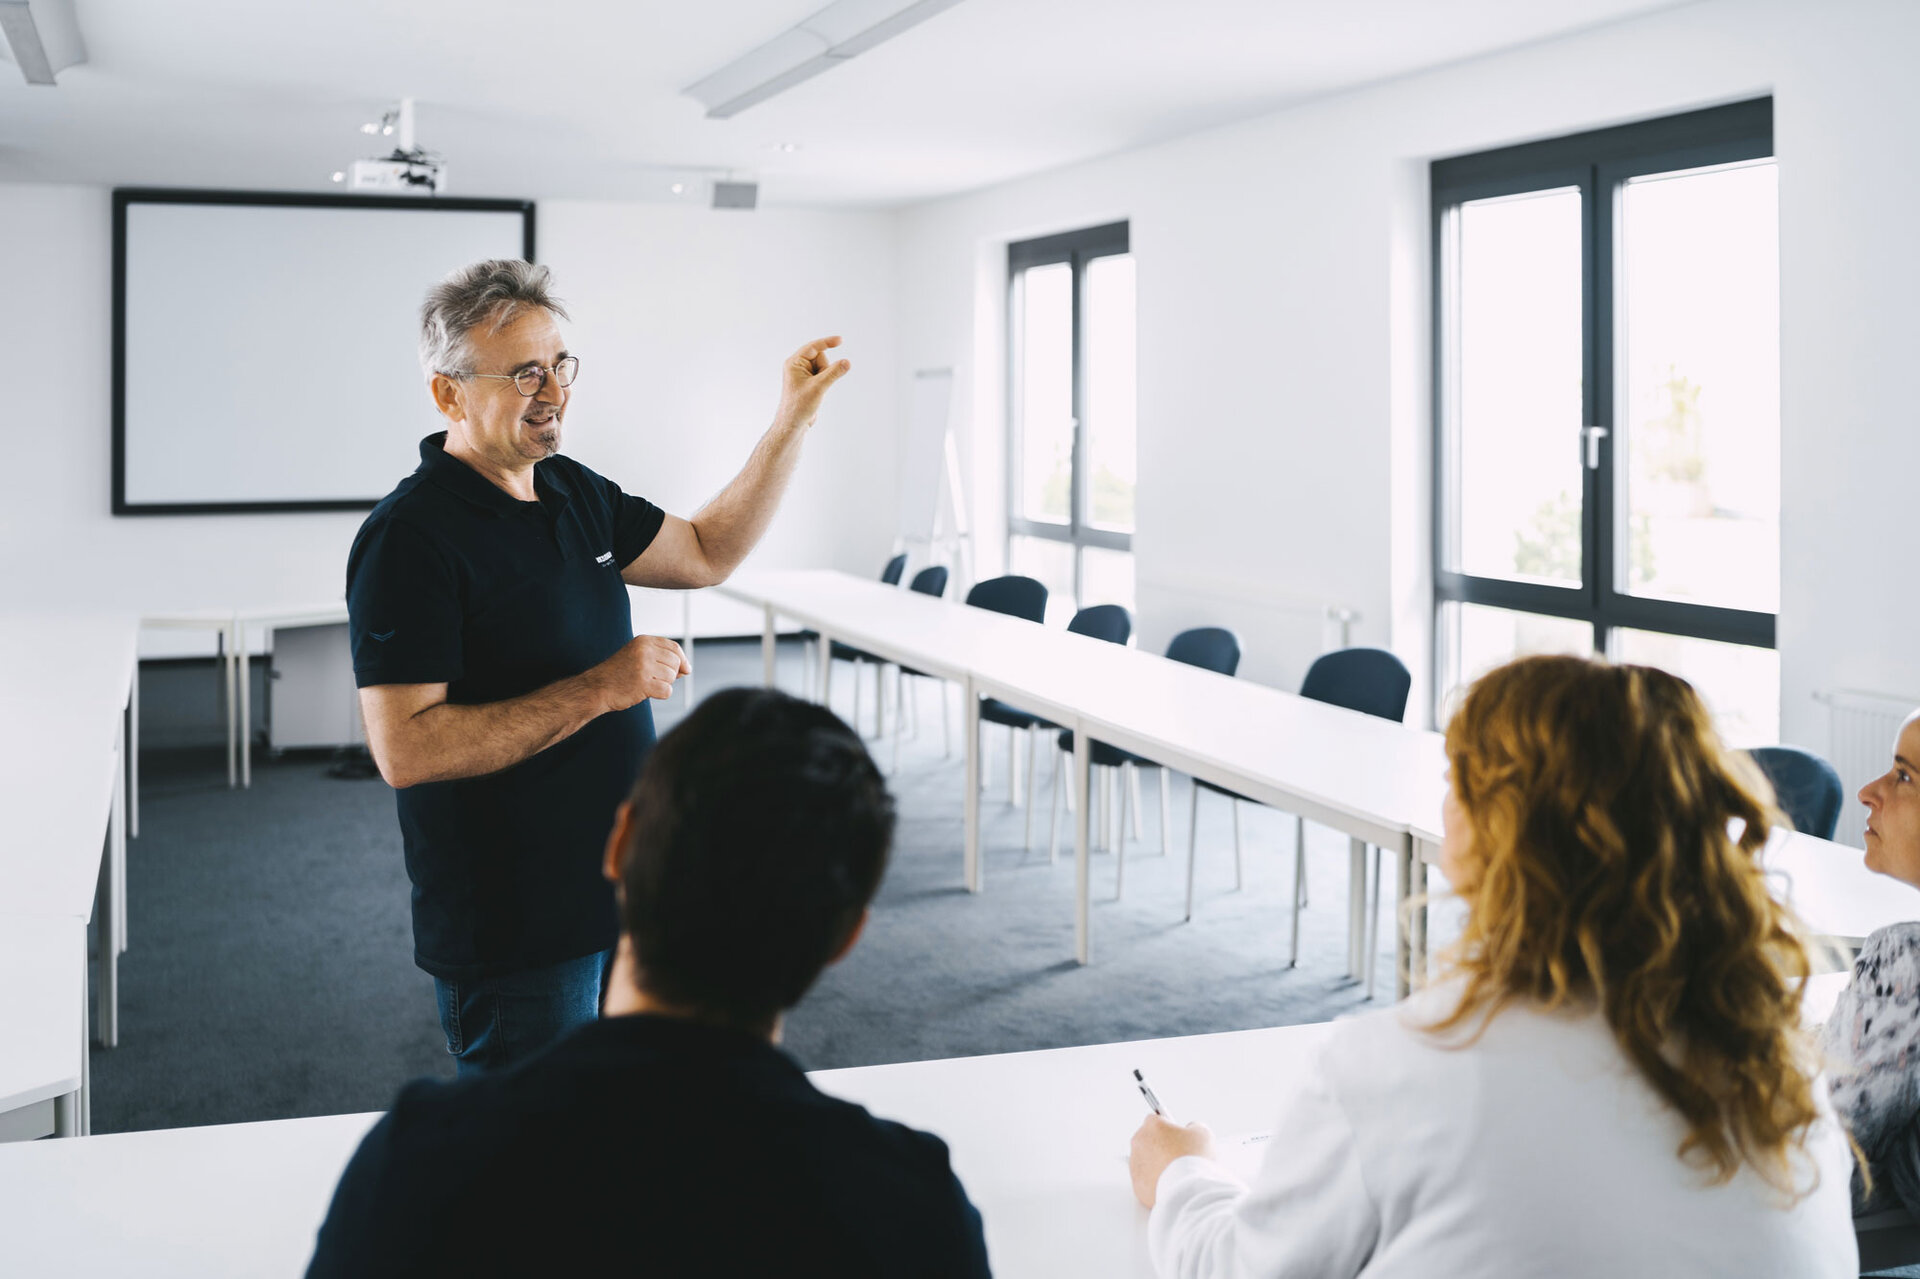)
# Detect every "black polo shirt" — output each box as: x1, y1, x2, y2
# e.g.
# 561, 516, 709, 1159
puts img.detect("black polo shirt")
305, 1015, 993, 1278
346, 433, 666, 979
